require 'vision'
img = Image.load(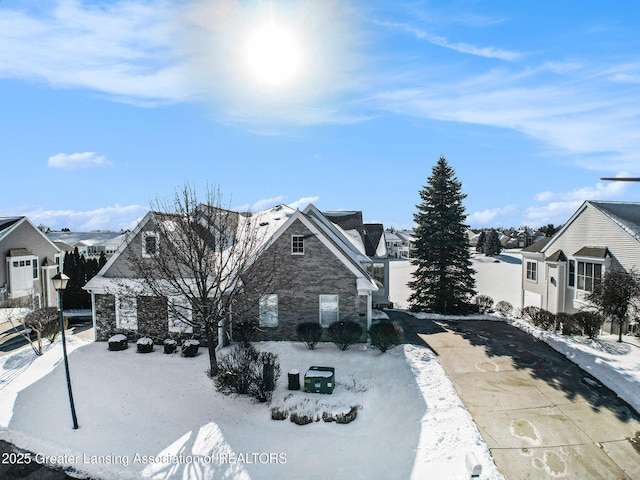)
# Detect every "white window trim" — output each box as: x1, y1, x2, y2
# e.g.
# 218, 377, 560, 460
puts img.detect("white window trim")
319, 294, 339, 327
168, 296, 194, 333
574, 259, 604, 293
115, 295, 138, 330
526, 261, 537, 282
259, 294, 278, 327
142, 231, 160, 258
291, 235, 305, 255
